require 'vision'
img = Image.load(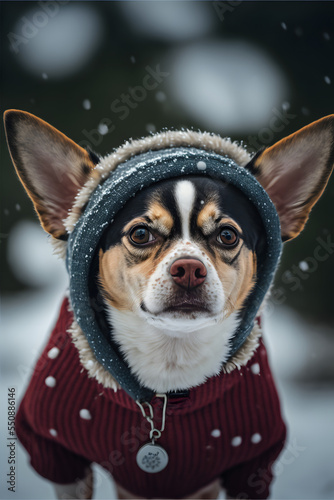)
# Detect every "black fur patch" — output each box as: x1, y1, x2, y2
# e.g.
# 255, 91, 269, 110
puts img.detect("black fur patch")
86, 147, 101, 165
188, 176, 266, 261
56, 232, 69, 241
244, 148, 265, 177
82, 163, 91, 175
